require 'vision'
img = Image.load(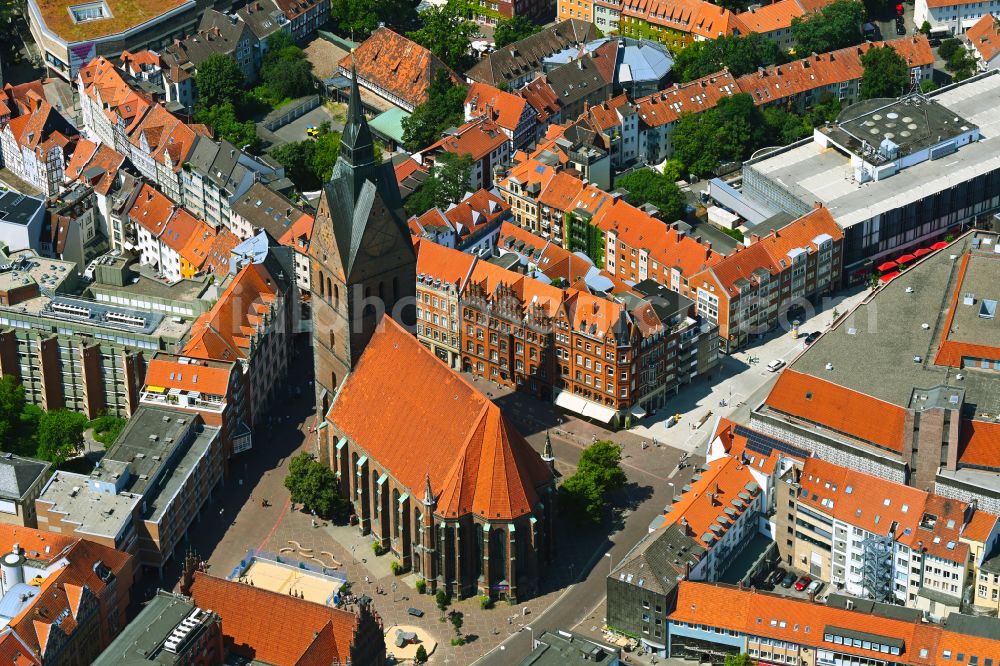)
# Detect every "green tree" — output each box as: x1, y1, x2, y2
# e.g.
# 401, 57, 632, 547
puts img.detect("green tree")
89, 414, 126, 448
494, 15, 541, 47
919, 20, 932, 34
195, 101, 259, 150
945, 48, 977, 81
408, 0, 479, 72
284, 453, 351, 521
725, 655, 755, 666
311, 127, 343, 183
404, 152, 473, 216
762, 106, 811, 145
860, 45, 911, 99
937, 38, 962, 62
0, 375, 26, 446
662, 159, 685, 182
401, 71, 467, 151
920, 78, 940, 93
415, 644, 428, 663
450, 610, 464, 635
36, 410, 87, 466
270, 140, 319, 190
804, 92, 842, 127
331, 0, 418, 40
260, 34, 314, 101
674, 33, 782, 82
792, 0, 866, 56
558, 440, 626, 523
435, 589, 449, 610
671, 93, 764, 177
615, 169, 687, 221
195, 54, 246, 111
